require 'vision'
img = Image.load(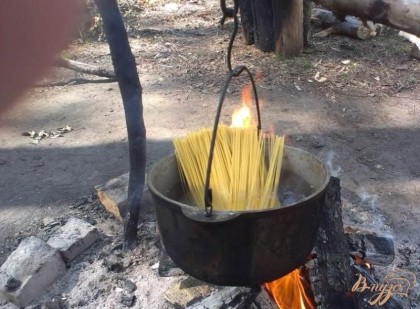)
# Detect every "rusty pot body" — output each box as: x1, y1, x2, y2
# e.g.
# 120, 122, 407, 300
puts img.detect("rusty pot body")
148, 146, 329, 286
